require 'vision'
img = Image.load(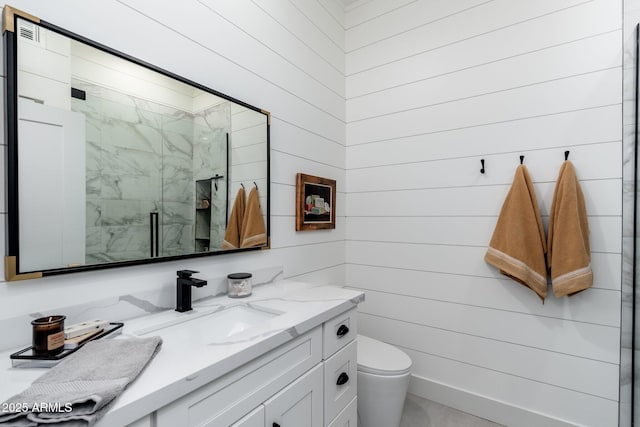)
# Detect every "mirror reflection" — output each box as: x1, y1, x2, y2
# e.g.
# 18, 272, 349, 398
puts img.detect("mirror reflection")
10, 16, 269, 275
